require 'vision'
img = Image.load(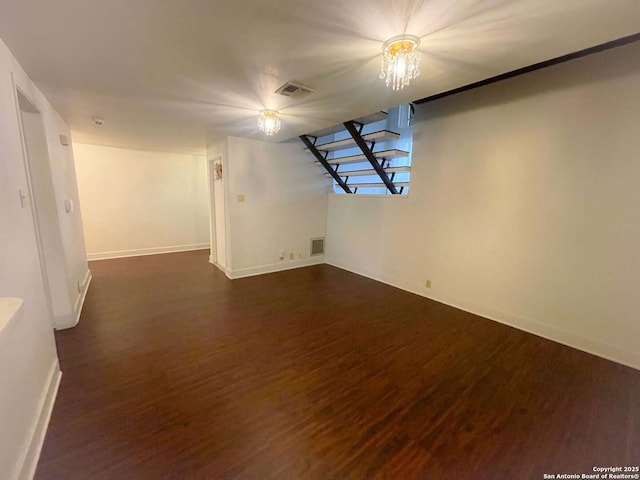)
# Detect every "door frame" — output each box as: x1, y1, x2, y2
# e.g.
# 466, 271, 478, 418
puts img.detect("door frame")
12, 82, 56, 327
